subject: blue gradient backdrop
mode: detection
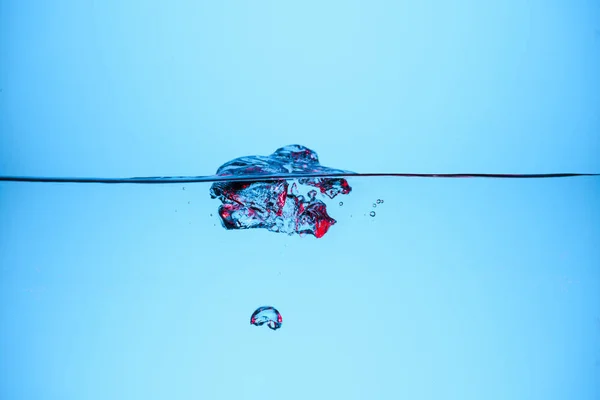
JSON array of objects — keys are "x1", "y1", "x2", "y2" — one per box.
[{"x1": 1, "y1": 1, "x2": 599, "y2": 399}]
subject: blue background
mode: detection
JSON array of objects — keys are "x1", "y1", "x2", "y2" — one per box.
[{"x1": 1, "y1": 1, "x2": 599, "y2": 399}]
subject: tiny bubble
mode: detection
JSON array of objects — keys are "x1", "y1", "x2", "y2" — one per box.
[
  {"x1": 376, "y1": 199, "x2": 382, "y2": 204},
  {"x1": 370, "y1": 211, "x2": 376, "y2": 217},
  {"x1": 339, "y1": 201, "x2": 343, "y2": 206},
  {"x1": 210, "y1": 213, "x2": 213, "y2": 217},
  {"x1": 182, "y1": 187, "x2": 186, "y2": 190},
  {"x1": 373, "y1": 203, "x2": 377, "y2": 208},
  {"x1": 188, "y1": 201, "x2": 190, "y2": 204},
  {"x1": 380, "y1": 199, "x2": 384, "y2": 204}
]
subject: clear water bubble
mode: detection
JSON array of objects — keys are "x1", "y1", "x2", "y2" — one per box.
[
  {"x1": 251, "y1": 306, "x2": 282, "y2": 331},
  {"x1": 339, "y1": 201, "x2": 343, "y2": 206},
  {"x1": 370, "y1": 211, "x2": 376, "y2": 217},
  {"x1": 376, "y1": 199, "x2": 382, "y2": 204},
  {"x1": 209, "y1": 145, "x2": 354, "y2": 239},
  {"x1": 372, "y1": 203, "x2": 377, "y2": 208}
]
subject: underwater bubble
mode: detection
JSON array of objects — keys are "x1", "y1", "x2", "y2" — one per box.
[
  {"x1": 372, "y1": 203, "x2": 377, "y2": 208},
  {"x1": 210, "y1": 145, "x2": 353, "y2": 239},
  {"x1": 250, "y1": 306, "x2": 282, "y2": 331},
  {"x1": 370, "y1": 211, "x2": 376, "y2": 217},
  {"x1": 339, "y1": 201, "x2": 343, "y2": 206}
]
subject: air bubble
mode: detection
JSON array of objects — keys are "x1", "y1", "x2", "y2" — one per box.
[
  {"x1": 209, "y1": 145, "x2": 353, "y2": 238},
  {"x1": 372, "y1": 203, "x2": 377, "y2": 208},
  {"x1": 339, "y1": 201, "x2": 343, "y2": 206},
  {"x1": 250, "y1": 306, "x2": 282, "y2": 331},
  {"x1": 370, "y1": 211, "x2": 376, "y2": 217}
]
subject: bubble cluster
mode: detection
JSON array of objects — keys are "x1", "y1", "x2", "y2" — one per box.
[{"x1": 210, "y1": 145, "x2": 353, "y2": 238}]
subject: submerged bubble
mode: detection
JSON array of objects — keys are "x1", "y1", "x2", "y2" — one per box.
[
  {"x1": 210, "y1": 145, "x2": 353, "y2": 238},
  {"x1": 370, "y1": 211, "x2": 376, "y2": 217},
  {"x1": 377, "y1": 199, "x2": 384, "y2": 204},
  {"x1": 372, "y1": 203, "x2": 377, "y2": 208},
  {"x1": 250, "y1": 306, "x2": 282, "y2": 331},
  {"x1": 339, "y1": 201, "x2": 343, "y2": 206}
]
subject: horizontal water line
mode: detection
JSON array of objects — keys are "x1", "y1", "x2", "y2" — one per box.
[{"x1": 0, "y1": 172, "x2": 598, "y2": 184}]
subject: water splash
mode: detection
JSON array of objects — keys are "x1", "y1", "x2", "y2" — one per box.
[{"x1": 210, "y1": 145, "x2": 352, "y2": 238}]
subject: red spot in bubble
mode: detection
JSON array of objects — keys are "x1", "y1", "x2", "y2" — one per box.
[
  {"x1": 277, "y1": 190, "x2": 287, "y2": 216},
  {"x1": 315, "y1": 218, "x2": 333, "y2": 238}
]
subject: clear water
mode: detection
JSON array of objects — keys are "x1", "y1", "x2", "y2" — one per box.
[
  {"x1": 2, "y1": 176, "x2": 598, "y2": 399},
  {"x1": 2, "y1": 1, "x2": 599, "y2": 399}
]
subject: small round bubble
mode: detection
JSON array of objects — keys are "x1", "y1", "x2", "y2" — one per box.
[
  {"x1": 377, "y1": 199, "x2": 382, "y2": 204},
  {"x1": 250, "y1": 306, "x2": 282, "y2": 331},
  {"x1": 370, "y1": 211, "x2": 376, "y2": 217},
  {"x1": 372, "y1": 203, "x2": 377, "y2": 208},
  {"x1": 339, "y1": 201, "x2": 343, "y2": 206}
]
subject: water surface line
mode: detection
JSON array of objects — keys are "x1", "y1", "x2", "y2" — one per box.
[{"x1": 0, "y1": 172, "x2": 598, "y2": 184}]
